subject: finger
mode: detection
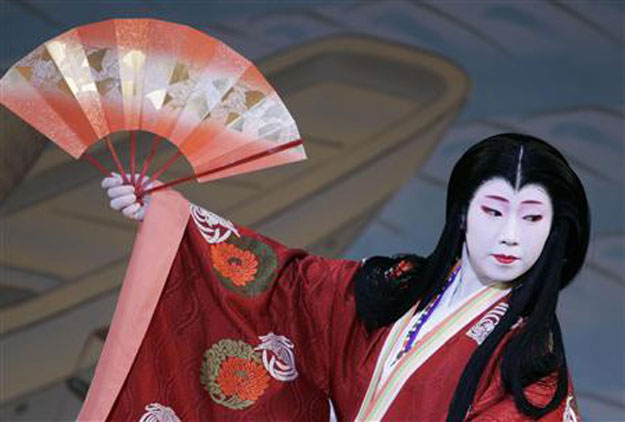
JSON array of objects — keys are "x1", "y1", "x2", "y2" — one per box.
[
  {"x1": 132, "y1": 207, "x2": 146, "y2": 221},
  {"x1": 121, "y1": 173, "x2": 148, "y2": 182},
  {"x1": 122, "y1": 203, "x2": 141, "y2": 218},
  {"x1": 137, "y1": 176, "x2": 155, "y2": 188},
  {"x1": 107, "y1": 185, "x2": 135, "y2": 199},
  {"x1": 110, "y1": 194, "x2": 137, "y2": 210},
  {"x1": 101, "y1": 175, "x2": 124, "y2": 189}
]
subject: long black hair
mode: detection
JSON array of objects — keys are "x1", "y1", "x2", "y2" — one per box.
[{"x1": 354, "y1": 133, "x2": 590, "y2": 420}]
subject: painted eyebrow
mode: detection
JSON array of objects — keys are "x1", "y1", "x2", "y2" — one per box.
[{"x1": 484, "y1": 195, "x2": 544, "y2": 205}]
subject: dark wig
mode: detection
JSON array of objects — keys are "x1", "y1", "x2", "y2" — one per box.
[{"x1": 354, "y1": 133, "x2": 590, "y2": 420}]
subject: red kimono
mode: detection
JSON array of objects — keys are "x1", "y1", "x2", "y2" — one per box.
[{"x1": 78, "y1": 190, "x2": 581, "y2": 421}]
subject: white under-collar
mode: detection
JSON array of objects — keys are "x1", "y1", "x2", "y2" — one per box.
[{"x1": 379, "y1": 266, "x2": 511, "y2": 385}]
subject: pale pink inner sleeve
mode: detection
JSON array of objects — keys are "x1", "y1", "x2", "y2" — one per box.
[{"x1": 77, "y1": 189, "x2": 190, "y2": 422}]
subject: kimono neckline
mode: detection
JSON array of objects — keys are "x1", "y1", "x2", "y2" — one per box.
[{"x1": 355, "y1": 267, "x2": 511, "y2": 421}]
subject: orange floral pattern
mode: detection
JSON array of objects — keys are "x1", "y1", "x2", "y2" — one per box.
[
  {"x1": 201, "y1": 339, "x2": 272, "y2": 410},
  {"x1": 210, "y1": 243, "x2": 259, "y2": 287},
  {"x1": 209, "y1": 233, "x2": 278, "y2": 297},
  {"x1": 215, "y1": 356, "x2": 270, "y2": 402}
]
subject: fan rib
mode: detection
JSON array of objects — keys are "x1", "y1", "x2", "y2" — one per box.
[
  {"x1": 130, "y1": 131, "x2": 136, "y2": 185},
  {"x1": 139, "y1": 133, "x2": 161, "y2": 186},
  {"x1": 105, "y1": 136, "x2": 129, "y2": 184},
  {"x1": 81, "y1": 152, "x2": 110, "y2": 176},
  {"x1": 149, "y1": 150, "x2": 182, "y2": 185},
  {"x1": 142, "y1": 139, "x2": 303, "y2": 197}
]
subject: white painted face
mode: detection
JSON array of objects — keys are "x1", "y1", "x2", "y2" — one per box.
[{"x1": 464, "y1": 177, "x2": 554, "y2": 283}]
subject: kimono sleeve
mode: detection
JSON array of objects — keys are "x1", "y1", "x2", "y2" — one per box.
[
  {"x1": 468, "y1": 369, "x2": 582, "y2": 421},
  {"x1": 185, "y1": 204, "x2": 363, "y2": 411},
  {"x1": 102, "y1": 200, "x2": 364, "y2": 421}
]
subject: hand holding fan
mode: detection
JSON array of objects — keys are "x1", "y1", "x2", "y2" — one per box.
[{"x1": 0, "y1": 18, "x2": 306, "y2": 203}]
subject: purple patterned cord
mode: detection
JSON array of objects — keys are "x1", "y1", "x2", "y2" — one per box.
[{"x1": 395, "y1": 263, "x2": 461, "y2": 361}]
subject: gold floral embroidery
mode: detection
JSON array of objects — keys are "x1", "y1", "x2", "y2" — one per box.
[{"x1": 201, "y1": 339, "x2": 270, "y2": 410}]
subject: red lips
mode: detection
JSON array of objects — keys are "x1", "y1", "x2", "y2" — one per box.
[{"x1": 493, "y1": 254, "x2": 519, "y2": 264}]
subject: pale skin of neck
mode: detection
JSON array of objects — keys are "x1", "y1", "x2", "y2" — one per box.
[{"x1": 447, "y1": 241, "x2": 497, "y2": 308}]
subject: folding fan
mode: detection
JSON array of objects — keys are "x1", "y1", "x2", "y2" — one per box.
[{"x1": 0, "y1": 18, "x2": 306, "y2": 199}]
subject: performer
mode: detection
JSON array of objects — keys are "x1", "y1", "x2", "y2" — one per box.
[{"x1": 82, "y1": 133, "x2": 588, "y2": 421}]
